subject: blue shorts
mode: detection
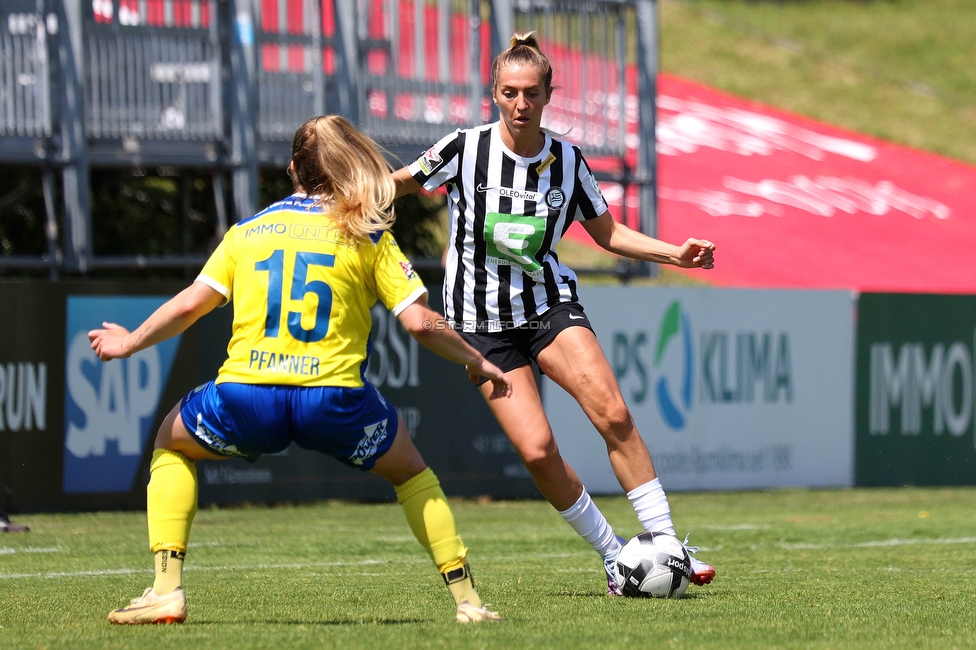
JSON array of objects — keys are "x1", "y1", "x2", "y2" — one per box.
[{"x1": 179, "y1": 381, "x2": 399, "y2": 471}]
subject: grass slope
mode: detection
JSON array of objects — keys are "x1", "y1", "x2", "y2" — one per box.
[
  {"x1": 660, "y1": 0, "x2": 976, "y2": 166},
  {"x1": 2, "y1": 488, "x2": 975, "y2": 649},
  {"x1": 563, "y1": 0, "x2": 976, "y2": 278}
]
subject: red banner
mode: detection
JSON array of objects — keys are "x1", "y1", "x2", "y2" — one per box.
[{"x1": 570, "y1": 74, "x2": 976, "y2": 293}]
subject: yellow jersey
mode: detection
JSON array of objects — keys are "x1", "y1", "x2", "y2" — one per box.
[{"x1": 196, "y1": 195, "x2": 427, "y2": 388}]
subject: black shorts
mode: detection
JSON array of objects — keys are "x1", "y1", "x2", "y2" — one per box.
[{"x1": 458, "y1": 303, "x2": 594, "y2": 383}]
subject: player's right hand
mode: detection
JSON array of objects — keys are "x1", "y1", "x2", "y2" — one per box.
[
  {"x1": 88, "y1": 322, "x2": 133, "y2": 361},
  {"x1": 465, "y1": 359, "x2": 513, "y2": 399}
]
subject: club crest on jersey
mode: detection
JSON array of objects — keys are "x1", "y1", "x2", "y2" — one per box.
[
  {"x1": 417, "y1": 147, "x2": 443, "y2": 175},
  {"x1": 399, "y1": 260, "x2": 418, "y2": 280},
  {"x1": 545, "y1": 187, "x2": 566, "y2": 210}
]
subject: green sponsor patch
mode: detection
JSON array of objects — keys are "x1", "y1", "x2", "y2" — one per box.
[{"x1": 484, "y1": 212, "x2": 546, "y2": 279}]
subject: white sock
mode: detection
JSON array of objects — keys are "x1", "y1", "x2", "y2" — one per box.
[
  {"x1": 627, "y1": 478, "x2": 676, "y2": 536},
  {"x1": 557, "y1": 489, "x2": 621, "y2": 561}
]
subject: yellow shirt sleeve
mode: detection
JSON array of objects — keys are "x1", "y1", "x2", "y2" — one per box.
[
  {"x1": 372, "y1": 231, "x2": 427, "y2": 315},
  {"x1": 196, "y1": 229, "x2": 237, "y2": 303}
]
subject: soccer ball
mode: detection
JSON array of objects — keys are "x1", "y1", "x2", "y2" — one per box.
[{"x1": 614, "y1": 531, "x2": 692, "y2": 599}]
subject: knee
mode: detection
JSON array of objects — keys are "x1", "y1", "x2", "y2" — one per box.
[
  {"x1": 397, "y1": 459, "x2": 431, "y2": 486},
  {"x1": 592, "y1": 398, "x2": 635, "y2": 440},
  {"x1": 519, "y1": 439, "x2": 560, "y2": 473}
]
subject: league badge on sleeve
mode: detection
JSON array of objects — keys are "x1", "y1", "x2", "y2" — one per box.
[
  {"x1": 417, "y1": 147, "x2": 443, "y2": 175},
  {"x1": 400, "y1": 260, "x2": 419, "y2": 280}
]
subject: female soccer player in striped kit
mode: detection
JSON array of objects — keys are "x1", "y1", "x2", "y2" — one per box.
[
  {"x1": 393, "y1": 33, "x2": 717, "y2": 595},
  {"x1": 90, "y1": 115, "x2": 509, "y2": 625}
]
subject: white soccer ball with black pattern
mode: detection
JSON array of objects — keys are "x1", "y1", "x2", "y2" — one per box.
[{"x1": 614, "y1": 531, "x2": 692, "y2": 599}]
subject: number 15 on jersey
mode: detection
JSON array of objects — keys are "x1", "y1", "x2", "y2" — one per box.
[{"x1": 254, "y1": 249, "x2": 336, "y2": 343}]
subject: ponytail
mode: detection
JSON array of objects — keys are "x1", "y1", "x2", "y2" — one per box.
[{"x1": 290, "y1": 115, "x2": 395, "y2": 241}]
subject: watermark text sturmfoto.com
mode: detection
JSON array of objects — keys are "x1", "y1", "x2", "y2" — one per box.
[{"x1": 421, "y1": 320, "x2": 552, "y2": 332}]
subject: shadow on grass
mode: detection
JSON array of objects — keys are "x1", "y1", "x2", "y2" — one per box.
[
  {"x1": 189, "y1": 617, "x2": 431, "y2": 626},
  {"x1": 561, "y1": 591, "x2": 704, "y2": 600}
]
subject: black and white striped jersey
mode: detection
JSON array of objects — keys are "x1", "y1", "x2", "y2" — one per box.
[{"x1": 408, "y1": 122, "x2": 608, "y2": 332}]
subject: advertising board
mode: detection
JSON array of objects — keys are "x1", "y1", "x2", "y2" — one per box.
[
  {"x1": 543, "y1": 287, "x2": 855, "y2": 492},
  {"x1": 1, "y1": 282, "x2": 530, "y2": 513},
  {"x1": 856, "y1": 293, "x2": 976, "y2": 486}
]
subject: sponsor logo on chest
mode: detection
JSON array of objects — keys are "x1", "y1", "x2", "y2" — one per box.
[{"x1": 477, "y1": 184, "x2": 544, "y2": 203}]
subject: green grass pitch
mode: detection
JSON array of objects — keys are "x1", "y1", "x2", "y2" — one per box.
[{"x1": 2, "y1": 487, "x2": 975, "y2": 649}]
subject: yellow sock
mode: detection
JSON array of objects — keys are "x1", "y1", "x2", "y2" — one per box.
[
  {"x1": 147, "y1": 449, "x2": 197, "y2": 595},
  {"x1": 394, "y1": 468, "x2": 481, "y2": 607},
  {"x1": 153, "y1": 550, "x2": 185, "y2": 595},
  {"x1": 441, "y1": 562, "x2": 481, "y2": 608}
]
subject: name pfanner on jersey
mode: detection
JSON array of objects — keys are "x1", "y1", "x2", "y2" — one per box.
[{"x1": 248, "y1": 350, "x2": 322, "y2": 376}]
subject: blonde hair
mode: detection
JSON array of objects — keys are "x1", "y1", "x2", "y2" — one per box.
[
  {"x1": 290, "y1": 115, "x2": 395, "y2": 241},
  {"x1": 490, "y1": 31, "x2": 554, "y2": 96}
]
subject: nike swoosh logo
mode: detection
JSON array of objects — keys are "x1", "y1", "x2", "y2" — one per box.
[
  {"x1": 568, "y1": 314, "x2": 585, "y2": 320},
  {"x1": 117, "y1": 605, "x2": 152, "y2": 612},
  {"x1": 476, "y1": 183, "x2": 492, "y2": 193}
]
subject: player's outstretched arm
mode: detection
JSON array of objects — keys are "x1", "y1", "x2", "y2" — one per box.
[
  {"x1": 88, "y1": 282, "x2": 226, "y2": 361},
  {"x1": 397, "y1": 298, "x2": 512, "y2": 400},
  {"x1": 392, "y1": 166, "x2": 423, "y2": 199},
  {"x1": 582, "y1": 212, "x2": 715, "y2": 269}
]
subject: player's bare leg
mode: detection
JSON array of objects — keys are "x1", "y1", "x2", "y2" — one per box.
[
  {"x1": 535, "y1": 327, "x2": 657, "y2": 491},
  {"x1": 537, "y1": 326, "x2": 715, "y2": 586},
  {"x1": 478, "y1": 366, "x2": 625, "y2": 594},
  {"x1": 477, "y1": 365, "x2": 584, "y2": 509},
  {"x1": 372, "y1": 417, "x2": 501, "y2": 622}
]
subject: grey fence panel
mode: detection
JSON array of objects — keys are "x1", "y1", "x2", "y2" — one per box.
[
  {"x1": 0, "y1": 0, "x2": 654, "y2": 273},
  {"x1": 84, "y1": 2, "x2": 222, "y2": 142},
  {"x1": 255, "y1": 0, "x2": 331, "y2": 142},
  {"x1": 358, "y1": 0, "x2": 489, "y2": 147},
  {"x1": 357, "y1": 0, "x2": 635, "y2": 159},
  {"x1": 0, "y1": 4, "x2": 53, "y2": 138}
]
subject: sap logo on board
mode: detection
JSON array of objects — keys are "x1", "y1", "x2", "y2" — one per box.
[
  {"x1": 868, "y1": 340, "x2": 973, "y2": 442},
  {"x1": 613, "y1": 301, "x2": 794, "y2": 431},
  {"x1": 0, "y1": 362, "x2": 47, "y2": 432},
  {"x1": 63, "y1": 297, "x2": 181, "y2": 494}
]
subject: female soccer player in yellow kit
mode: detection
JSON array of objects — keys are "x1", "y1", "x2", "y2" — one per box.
[{"x1": 90, "y1": 115, "x2": 510, "y2": 625}]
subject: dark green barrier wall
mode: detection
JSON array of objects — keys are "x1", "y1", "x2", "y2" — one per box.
[
  {"x1": 856, "y1": 293, "x2": 976, "y2": 486},
  {"x1": 1, "y1": 281, "x2": 534, "y2": 513}
]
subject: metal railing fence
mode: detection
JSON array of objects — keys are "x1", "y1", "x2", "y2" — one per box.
[
  {"x1": 358, "y1": 0, "x2": 487, "y2": 147},
  {"x1": 85, "y1": 18, "x2": 223, "y2": 142},
  {"x1": 0, "y1": 7, "x2": 53, "y2": 140},
  {"x1": 0, "y1": 0, "x2": 658, "y2": 275}
]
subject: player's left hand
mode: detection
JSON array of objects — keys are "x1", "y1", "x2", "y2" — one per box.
[
  {"x1": 89, "y1": 322, "x2": 133, "y2": 361},
  {"x1": 675, "y1": 238, "x2": 716, "y2": 270}
]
